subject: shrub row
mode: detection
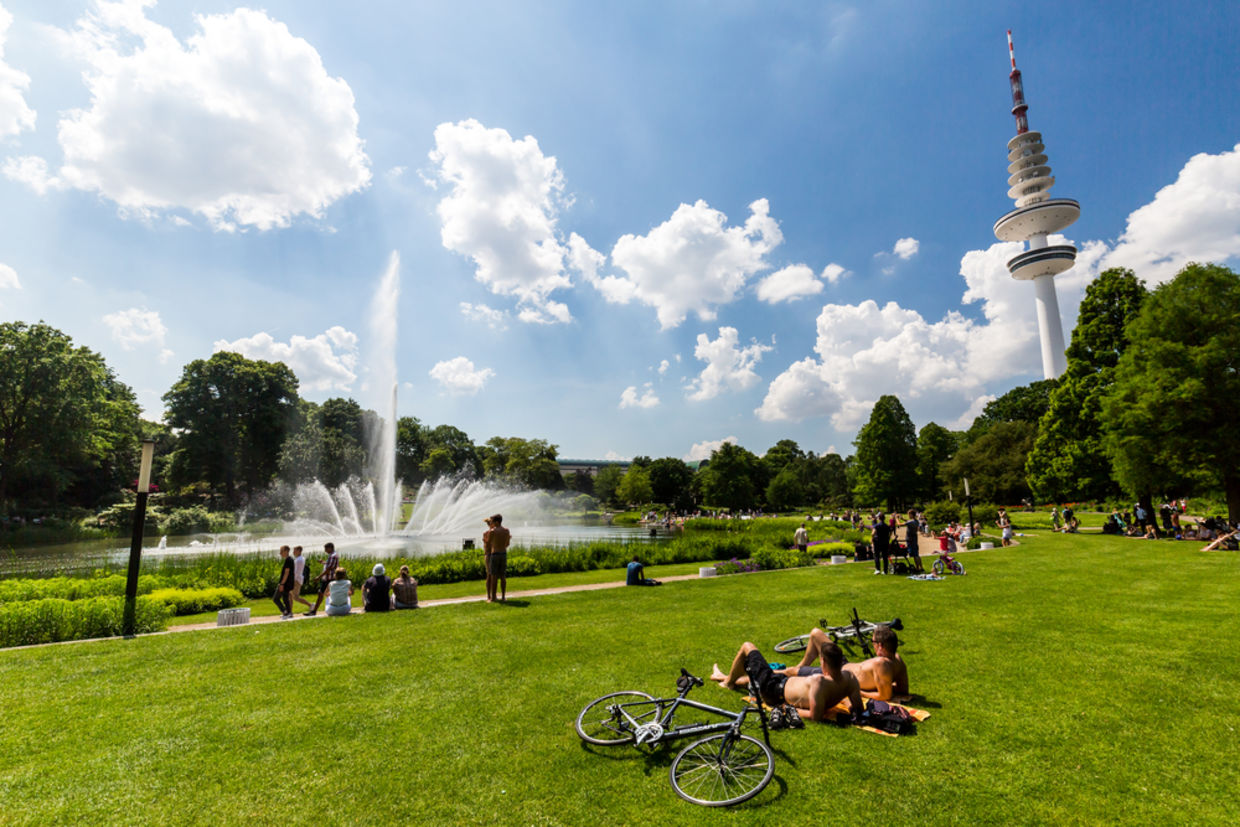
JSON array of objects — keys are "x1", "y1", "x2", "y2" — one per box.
[
  {"x1": 0, "y1": 574, "x2": 164, "y2": 604},
  {"x1": 0, "y1": 596, "x2": 171, "y2": 648},
  {"x1": 146, "y1": 588, "x2": 245, "y2": 616}
]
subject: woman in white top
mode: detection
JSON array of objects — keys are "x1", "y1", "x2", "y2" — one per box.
[{"x1": 325, "y1": 568, "x2": 354, "y2": 616}]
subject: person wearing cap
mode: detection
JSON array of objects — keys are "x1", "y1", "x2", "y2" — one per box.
[
  {"x1": 483, "y1": 513, "x2": 512, "y2": 603},
  {"x1": 362, "y1": 563, "x2": 392, "y2": 612}
]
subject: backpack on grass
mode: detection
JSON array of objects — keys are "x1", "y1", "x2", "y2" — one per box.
[{"x1": 862, "y1": 700, "x2": 915, "y2": 734}]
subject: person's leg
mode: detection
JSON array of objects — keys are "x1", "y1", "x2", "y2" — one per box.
[
  {"x1": 498, "y1": 555, "x2": 507, "y2": 602},
  {"x1": 710, "y1": 641, "x2": 758, "y2": 688},
  {"x1": 793, "y1": 629, "x2": 830, "y2": 669},
  {"x1": 307, "y1": 581, "x2": 325, "y2": 614},
  {"x1": 484, "y1": 555, "x2": 495, "y2": 602},
  {"x1": 292, "y1": 582, "x2": 312, "y2": 609},
  {"x1": 273, "y1": 586, "x2": 286, "y2": 614}
]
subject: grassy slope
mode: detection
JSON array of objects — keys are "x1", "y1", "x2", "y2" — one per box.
[{"x1": 1, "y1": 533, "x2": 1238, "y2": 825}]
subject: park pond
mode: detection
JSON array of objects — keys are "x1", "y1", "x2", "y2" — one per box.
[{"x1": 0, "y1": 522, "x2": 670, "y2": 576}]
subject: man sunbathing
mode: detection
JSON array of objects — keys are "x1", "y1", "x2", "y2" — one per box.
[
  {"x1": 746, "y1": 624, "x2": 908, "y2": 701},
  {"x1": 710, "y1": 637, "x2": 862, "y2": 722}
]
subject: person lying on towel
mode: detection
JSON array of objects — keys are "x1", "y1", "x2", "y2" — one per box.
[
  {"x1": 710, "y1": 638, "x2": 862, "y2": 722},
  {"x1": 725, "y1": 625, "x2": 908, "y2": 702}
]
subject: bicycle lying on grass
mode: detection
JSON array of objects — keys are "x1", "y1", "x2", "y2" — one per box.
[
  {"x1": 773, "y1": 607, "x2": 903, "y2": 657},
  {"x1": 575, "y1": 668, "x2": 776, "y2": 806}
]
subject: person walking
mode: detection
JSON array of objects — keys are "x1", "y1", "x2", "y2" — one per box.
[
  {"x1": 304, "y1": 541, "x2": 340, "y2": 616},
  {"x1": 793, "y1": 522, "x2": 809, "y2": 553},
  {"x1": 273, "y1": 545, "x2": 294, "y2": 618},
  {"x1": 290, "y1": 545, "x2": 313, "y2": 612},
  {"x1": 483, "y1": 514, "x2": 512, "y2": 603}
]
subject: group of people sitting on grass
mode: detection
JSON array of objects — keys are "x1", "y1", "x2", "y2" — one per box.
[
  {"x1": 271, "y1": 542, "x2": 420, "y2": 619},
  {"x1": 709, "y1": 624, "x2": 908, "y2": 724}
]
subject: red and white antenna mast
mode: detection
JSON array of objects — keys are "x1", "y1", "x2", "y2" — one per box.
[{"x1": 1008, "y1": 29, "x2": 1029, "y2": 134}]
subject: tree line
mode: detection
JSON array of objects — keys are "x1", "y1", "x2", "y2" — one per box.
[{"x1": 2, "y1": 262, "x2": 1237, "y2": 521}]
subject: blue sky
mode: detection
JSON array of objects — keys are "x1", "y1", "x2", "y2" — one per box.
[{"x1": 1, "y1": 0, "x2": 1237, "y2": 463}]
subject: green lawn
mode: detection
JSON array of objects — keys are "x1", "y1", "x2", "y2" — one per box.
[{"x1": 1, "y1": 533, "x2": 1238, "y2": 825}]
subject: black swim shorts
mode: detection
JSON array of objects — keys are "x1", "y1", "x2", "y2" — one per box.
[{"x1": 745, "y1": 649, "x2": 787, "y2": 707}]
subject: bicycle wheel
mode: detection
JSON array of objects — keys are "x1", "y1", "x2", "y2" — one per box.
[
  {"x1": 932, "y1": 558, "x2": 944, "y2": 576},
  {"x1": 773, "y1": 634, "x2": 809, "y2": 654},
  {"x1": 951, "y1": 559, "x2": 966, "y2": 576},
  {"x1": 575, "y1": 691, "x2": 655, "y2": 746},
  {"x1": 670, "y1": 732, "x2": 774, "y2": 807}
]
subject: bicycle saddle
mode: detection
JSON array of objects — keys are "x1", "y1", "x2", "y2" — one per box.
[
  {"x1": 677, "y1": 668, "x2": 703, "y2": 692},
  {"x1": 890, "y1": 618, "x2": 903, "y2": 631}
]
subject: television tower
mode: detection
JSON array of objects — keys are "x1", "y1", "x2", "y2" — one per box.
[{"x1": 992, "y1": 30, "x2": 1078, "y2": 379}]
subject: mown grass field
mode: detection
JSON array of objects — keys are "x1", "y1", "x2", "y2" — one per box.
[{"x1": 1, "y1": 530, "x2": 1237, "y2": 825}]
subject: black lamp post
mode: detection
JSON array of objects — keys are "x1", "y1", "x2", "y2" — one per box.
[{"x1": 122, "y1": 439, "x2": 155, "y2": 638}]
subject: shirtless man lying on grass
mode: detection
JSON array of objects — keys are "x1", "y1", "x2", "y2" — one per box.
[
  {"x1": 710, "y1": 638, "x2": 862, "y2": 723},
  {"x1": 720, "y1": 625, "x2": 909, "y2": 702}
]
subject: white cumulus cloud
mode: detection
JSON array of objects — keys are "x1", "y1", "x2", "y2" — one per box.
[
  {"x1": 103, "y1": 306, "x2": 172, "y2": 362},
  {"x1": 429, "y1": 119, "x2": 590, "y2": 324},
  {"x1": 619, "y1": 384, "x2": 660, "y2": 409},
  {"x1": 657, "y1": 359, "x2": 670, "y2": 375},
  {"x1": 687, "y1": 327, "x2": 773, "y2": 401},
  {"x1": 756, "y1": 263, "x2": 824, "y2": 303},
  {"x1": 892, "y1": 237, "x2": 920, "y2": 259},
  {"x1": 0, "y1": 261, "x2": 19, "y2": 289},
  {"x1": 429, "y1": 356, "x2": 494, "y2": 395},
  {"x1": 6, "y1": 3, "x2": 369, "y2": 230},
  {"x1": 459, "y1": 302, "x2": 508, "y2": 330},
  {"x1": 0, "y1": 5, "x2": 35, "y2": 139},
  {"x1": 1101, "y1": 143, "x2": 1240, "y2": 284},
  {"x1": 215, "y1": 326, "x2": 359, "y2": 392},
  {"x1": 605, "y1": 199, "x2": 782, "y2": 329},
  {"x1": 683, "y1": 436, "x2": 738, "y2": 463}
]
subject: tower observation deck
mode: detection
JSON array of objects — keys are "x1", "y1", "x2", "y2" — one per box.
[{"x1": 992, "y1": 31, "x2": 1078, "y2": 379}]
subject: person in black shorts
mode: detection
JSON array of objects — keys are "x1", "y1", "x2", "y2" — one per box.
[{"x1": 710, "y1": 641, "x2": 861, "y2": 722}]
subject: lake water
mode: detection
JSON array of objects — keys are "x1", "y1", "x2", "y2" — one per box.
[{"x1": 1, "y1": 523, "x2": 670, "y2": 576}]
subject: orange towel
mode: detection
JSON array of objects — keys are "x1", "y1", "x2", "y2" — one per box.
[{"x1": 743, "y1": 695, "x2": 930, "y2": 736}]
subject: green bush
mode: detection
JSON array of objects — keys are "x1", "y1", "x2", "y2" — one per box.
[
  {"x1": 0, "y1": 596, "x2": 171, "y2": 648},
  {"x1": 147, "y1": 587, "x2": 245, "y2": 616},
  {"x1": 91, "y1": 502, "x2": 165, "y2": 535},
  {"x1": 505, "y1": 556, "x2": 541, "y2": 577},
  {"x1": 0, "y1": 574, "x2": 166, "y2": 604},
  {"x1": 160, "y1": 506, "x2": 238, "y2": 535},
  {"x1": 751, "y1": 546, "x2": 815, "y2": 571},
  {"x1": 813, "y1": 542, "x2": 855, "y2": 558},
  {"x1": 924, "y1": 501, "x2": 962, "y2": 528}
]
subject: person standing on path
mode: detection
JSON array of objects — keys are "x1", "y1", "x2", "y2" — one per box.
[
  {"x1": 483, "y1": 514, "x2": 511, "y2": 603},
  {"x1": 794, "y1": 522, "x2": 809, "y2": 553},
  {"x1": 304, "y1": 541, "x2": 340, "y2": 616},
  {"x1": 904, "y1": 510, "x2": 923, "y2": 572},
  {"x1": 290, "y1": 546, "x2": 313, "y2": 612},
  {"x1": 872, "y1": 513, "x2": 891, "y2": 575},
  {"x1": 273, "y1": 545, "x2": 294, "y2": 618}
]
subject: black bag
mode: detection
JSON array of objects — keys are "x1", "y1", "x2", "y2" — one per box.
[{"x1": 862, "y1": 699, "x2": 914, "y2": 734}]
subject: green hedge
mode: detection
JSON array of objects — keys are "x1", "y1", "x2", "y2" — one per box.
[
  {"x1": 147, "y1": 587, "x2": 245, "y2": 616},
  {"x1": 0, "y1": 596, "x2": 171, "y2": 648},
  {"x1": 814, "y1": 542, "x2": 856, "y2": 557},
  {"x1": 0, "y1": 574, "x2": 165, "y2": 604}
]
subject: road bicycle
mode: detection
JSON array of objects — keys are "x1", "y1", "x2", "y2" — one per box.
[
  {"x1": 773, "y1": 608, "x2": 903, "y2": 657},
  {"x1": 575, "y1": 668, "x2": 776, "y2": 807}
]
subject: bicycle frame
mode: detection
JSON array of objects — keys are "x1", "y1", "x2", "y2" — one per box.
[{"x1": 604, "y1": 680, "x2": 771, "y2": 748}]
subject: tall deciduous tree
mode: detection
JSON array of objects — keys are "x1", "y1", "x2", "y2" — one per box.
[
  {"x1": 0, "y1": 321, "x2": 141, "y2": 507},
  {"x1": 944, "y1": 420, "x2": 1036, "y2": 504},
  {"x1": 1102, "y1": 263, "x2": 1240, "y2": 521},
  {"x1": 593, "y1": 465, "x2": 625, "y2": 507},
  {"x1": 852, "y1": 395, "x2": 917, "y2": 510},
  {"x1": 967, "y1": 379, "x2": 1058, "y2": 440},
  {"x1": 1026, "y1": 268, "x2": 1146, "y2": 502},
  {"x1": 646, "y1": 457, "x2": 694, "y2": 509},
  {"x1": 616, "y1": 466, "x2": 653, "y2": 505},
  {"x1": 915, "y1": 422, "x2": 959, "y2": 502},
  {"x1": 698, "y1": 442, "x2": 766, "y2": 511},
  {"x1": 480, "y1": 436, "x2": 562, "y2": 489},
  {"x1": 163, "y1": 351, "x2": 299, "y2": 506}
]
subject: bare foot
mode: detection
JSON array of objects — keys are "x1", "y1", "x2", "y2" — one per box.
[{"x1": 710, "y1": 663, "x2": 729, "y2": 686}]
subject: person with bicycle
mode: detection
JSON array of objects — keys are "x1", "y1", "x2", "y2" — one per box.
[{"x1": 709, "y1": 639, "x2": 862, "y2": 723}]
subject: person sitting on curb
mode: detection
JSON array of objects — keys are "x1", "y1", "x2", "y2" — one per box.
[
  {"x1": 391, "y1": 565, "x2": 418, "y2": 609},
  {"x1": 325, "y1": 568, "x2": 354, "y2": 616},
  {"x1": 709, "y1": 638, "x2": 863, "y2": 723},
  {"x1": 625, "y1": 556, "x2": 662, "y2": 586}
]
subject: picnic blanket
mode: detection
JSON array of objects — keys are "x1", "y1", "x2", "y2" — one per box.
[
  {"x1": 907, "y1": 573, "x2": 943, "y2": 581},
  {"x1": 743, "y1": 695, "x2": 930, "y2": 737}
]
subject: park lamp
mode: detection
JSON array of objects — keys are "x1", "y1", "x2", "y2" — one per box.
[{"x1": 122, "y1": 439, "x2": 156, "y2": 638}]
